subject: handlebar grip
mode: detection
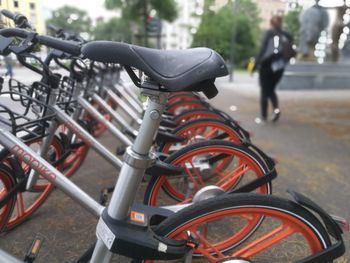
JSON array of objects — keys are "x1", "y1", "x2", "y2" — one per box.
[
  {"x1": 36, "y1": 35, "x2": 81, "y2": 56},
  {"x1": 0, "y1": 28, "x2": 30, "y2": 38},
  {"x1": 1, "y1": 9, "x2": 16, "y2": 20}
]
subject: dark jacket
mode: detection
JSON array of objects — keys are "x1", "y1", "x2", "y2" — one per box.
[{"x1": 255, "y1": 29, "x2": 293, "y2": 69}]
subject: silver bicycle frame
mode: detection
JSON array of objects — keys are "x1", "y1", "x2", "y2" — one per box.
[
  {"x1": 113, "y1": 81, "x2": 143, "y2": 114},
  {"x1": 105, "y1": 88, "x2": 142, "y2": 125},
  {"x1": 90, "y1": 88, "x2": 168, "y2": 263},
  {"x1": 118, "y1": 80, "x2": 144, "y2": 110},
  {"x1": 27, "y1": 100, "x2": 124, "y2": 189},
  {"x1": 54, "y1": 105, "x2": 123, "y2": 168},
  {"x1": 91, "y1": 93, "x2": 138, "y2": 137},
  {"x1": 0, "y1": 87, "x2": 193, "y2": 262},
  {"x1": 0, "y1": 249, "x2": 23, "y2": 263},
  {"x1": 27, "y1": 76, "x2": 140, "y2": 189},
  {"x1": 26, "y1": 87, "x2": 60, "y2": 190},
  {"x1": 77, "y1": 96, "x2": 133, "y2": 146},
  {"x1": 0, "y1": 128, "x2": 104, "y2": 217}
]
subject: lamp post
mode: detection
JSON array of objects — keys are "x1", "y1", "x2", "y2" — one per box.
[{"x1": 229, "y1": 0, "x2": 237, "y2": 82}]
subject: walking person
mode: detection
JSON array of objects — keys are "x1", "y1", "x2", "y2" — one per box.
[
  {"x1": 4, "y1": 55, "x2": 14, "y2": 78},
  {"x1": 254, "y1": 15, "x2": 295, "y2": 124}
]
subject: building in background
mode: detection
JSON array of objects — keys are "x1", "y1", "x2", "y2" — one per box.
[
  {"x1": 256, "y1": 0, "x2": 287, "y2": 29},
  {"x1": 162, "y1": 0, "x2": 204, "y2": 49},
  {"x1": 0, "y1": 0, "x2": 45, "y2": 34}
]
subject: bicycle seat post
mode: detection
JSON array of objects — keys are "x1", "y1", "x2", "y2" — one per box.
[{"x1": 91, "y1": 79, "x2": 168, "y2": 263}]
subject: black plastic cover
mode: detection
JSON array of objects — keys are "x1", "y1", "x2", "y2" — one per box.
[{"x1": 101, "y1": 210, "x2": 190, "y2": 260}]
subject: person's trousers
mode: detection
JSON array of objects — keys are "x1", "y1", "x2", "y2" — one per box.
[
  {"x1": 259, "y1": 66, "x2": 284, "y2": 120},
  {"x1": 5, "y1": 64, "x2": 13, "y2": 78}
]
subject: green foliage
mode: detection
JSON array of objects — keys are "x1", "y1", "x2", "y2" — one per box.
[
  {"x1": 104, "y1": 0, "x2": 178, "y2": 46},
  {"x1": 105, "y1": 0, "x2": 178, "y2": 22},
  {"x1": 284, "y1": 3, "x2": 302, "y2": 43},
  {"x1": 192, "y1": 0, "x2": 261, "y2": 64},
  {"x1": 93, "y1": 17, "x2": 133, "y2": 42},
  {"x1": 46, "y1": 5, "x2": 92, "y2": 34},
  {"x1": 150, "y1": 0, "x2": 178, "y2": 22}
]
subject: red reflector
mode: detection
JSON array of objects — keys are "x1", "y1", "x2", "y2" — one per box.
[{"x1": 331, "y1": 215, "x2": 349, "y2": 232}]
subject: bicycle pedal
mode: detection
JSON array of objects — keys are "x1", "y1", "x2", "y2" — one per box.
[{"x1": 24, "y1": 235, "x2": 44, "y2": 263}]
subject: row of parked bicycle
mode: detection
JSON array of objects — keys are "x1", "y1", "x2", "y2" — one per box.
[{"x1": 0, "y1": 9, "x2": 346, "y2": 263}]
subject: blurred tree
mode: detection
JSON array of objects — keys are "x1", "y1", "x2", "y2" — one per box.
[
  {"x1": 94, "y1": 17, "x2": 133, "y2": 42},
  {"x1": 46, "y1": 5, "x2": 92, "y2": 34},
  {"x1": 284, "y1": 3, "x2": 302, "y2": 44},
  {"x1": 192, "y1": 0, "x2": 260, "y2": 64},
  {"x1": 104, "y1": 0, "x2": 178, "y2": 46}
]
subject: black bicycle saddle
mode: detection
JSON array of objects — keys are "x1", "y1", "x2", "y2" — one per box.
[{"x1": 81, "y1": 41, "x2": 228, "y2": 97}]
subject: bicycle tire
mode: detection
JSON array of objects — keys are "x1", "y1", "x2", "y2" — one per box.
[
  {"x1": 174, "y1": 108, "x2": 226, "y2": 124},
  {"x1": 0, "y1": 164, "x2": 16, "y2": 232},
  {"x1": 151, "y1": 193, "x2": 332, "y2": 262},
  {"x1": 159, "y1": 118, "x2": 244, "y2": 153},
  {"x1": 167, "y1": 100, "x2": 207, "y2": 115},
  {"x1": 145, "y1": 140, "x2": 272, "y2": 206},
  {"x1": 168, "y1": 93, "x2": 202, "y2": 104}
]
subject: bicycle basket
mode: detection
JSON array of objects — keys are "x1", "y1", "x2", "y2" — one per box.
[
  {"x1": 57, "y1": 75, "x2": 77, "y2": 114},
  {"x1": 0, "y1": 78, "x2": 56, "y2": 140}
]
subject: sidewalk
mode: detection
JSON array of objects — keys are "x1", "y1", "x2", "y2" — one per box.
[
  {"x1": 216, "y1": 72, "x2": 350, "y2": 143},
  {"x1": 214, "y1": 73, "x2": 350, "y2": 261}
]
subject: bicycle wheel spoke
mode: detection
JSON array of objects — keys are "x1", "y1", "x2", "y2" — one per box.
[
  {"x1": 15, "y1": 193, "x2": 25, "y2": 219},
  {"x1": 191, "y1": 226, "x2": 226, "y2": 261},
  {"x1": 221, "y1": 165, "x2": 250, "y2": 190},
  {"x1": 189, "y1": 160, "x2": 205, "y2": 186},
  {"x1": 233, "y1": 223, "x2": 295, "y2": 258},
  {"x1": 204, "y1": 127, "x2": 219, "y2": 139},
  {"x1": 183, "y1": 162, "x2": 205, "y2": 192},
  {"x1": 0, "y1": 188, "x2": 6, "y2": 198},
  {"x1": 216, "y1": 163, "x2": 249, "y2": 190}
]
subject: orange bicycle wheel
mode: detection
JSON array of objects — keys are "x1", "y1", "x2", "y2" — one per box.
[
  {"x1": 146, "y1": 194, "x2": 331, "y2": 262},
  {"x1": 145, "y1": 140, "x2": 272, "y2": 206},
  {"x1": 5, "y1": 136, "x2": 64, "y2": 230},
  {"x1": 0, "y1": 164, "x2": 16, "y2": 232},
  {"x1": 159, "y1": 119, "x2": 244, "y2": 154}
]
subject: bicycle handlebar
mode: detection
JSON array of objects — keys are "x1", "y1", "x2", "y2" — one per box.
[
  {"x1": 1, "y1": 9, "x2": 15, "y2": 20},
  {"x1": 1, "y1": 9, "x2": 31, "y2": 29},
  {"x1": 0, "y1": 28, "x2": 29, "y2": 38},
  {"x1": 0, "y1": 28, "x2": 81, "y2": 56},
  {"x1": 37, "y1": 35, "x2": 81, "y2": 56}
]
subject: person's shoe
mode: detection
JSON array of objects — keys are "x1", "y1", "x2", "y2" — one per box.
[
  {"x1": 255, "y1": 117, "x2": 266, "y2": 125},
  {"x1": 271, "y1": 108, "x2": 281, "y2": 123}
]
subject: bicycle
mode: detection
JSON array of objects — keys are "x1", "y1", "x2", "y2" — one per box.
[
  {"x1": 0, "y1": 25, "x2": 345, "y2": 262},
  {"x1": 0, "y1": 22, "x2": 274, "y2": 232}
]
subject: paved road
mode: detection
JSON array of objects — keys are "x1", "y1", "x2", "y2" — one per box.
[
  {"x1": 214, "y1": 74, "x2": 350, "y2": 262},
  {"x1": 0, "y1": 71, "x2": 349, "y2": 262}
]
